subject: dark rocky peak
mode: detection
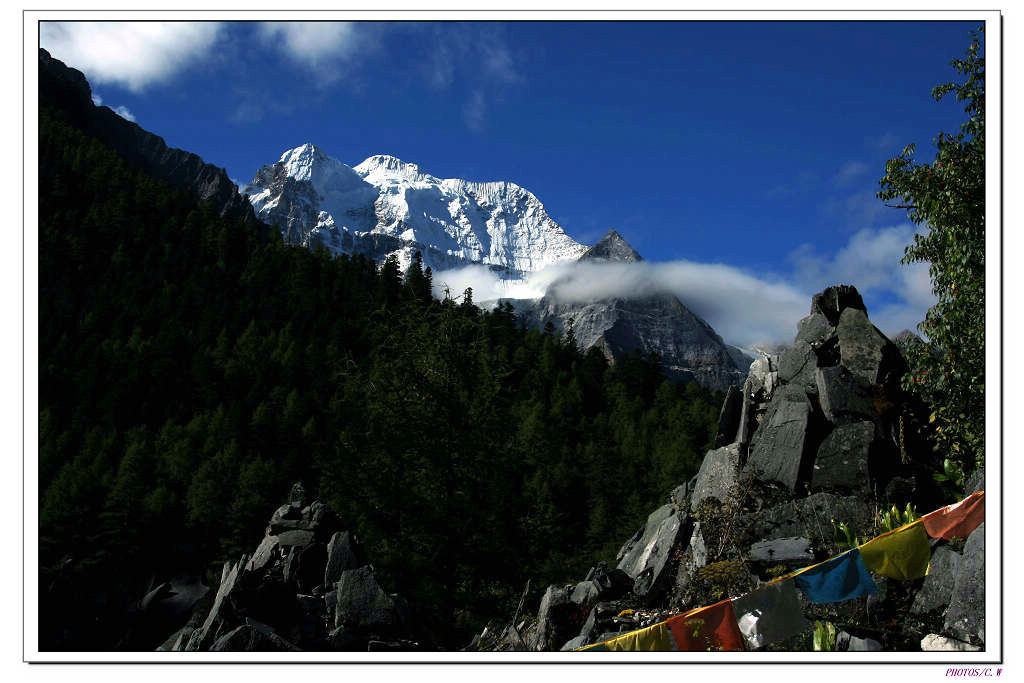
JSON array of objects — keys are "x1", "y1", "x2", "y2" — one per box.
[
  {"x1": 580, "y1": 229, "x2": 643, "y2": 263},
  {"x1": 38, "y1": 49, "x2": 257, "y2": 224},
  {"x1": 150, "y1": 484, "x2": 424, "y2": 652},
  {"x1": 809, "y1": 284, "x2": 866, "y2": 326}
]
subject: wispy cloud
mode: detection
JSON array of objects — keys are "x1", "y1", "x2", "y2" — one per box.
[
  {"x1": 463, "y1": 90, "x2": 486, "y2": 132},
  {"x1": 435, "y1": 222, "x2": 934, "y2": 347},
  {"x1": 834, "y1": 160, "x2": 870, "y2": 187},
  {"x1": 256, "y1": 22, "x2": 362, "y2": 77},
  {"x1": 787, "y1": 223, "x2": 935, "y2": 336},
  {"x1": 434, "y1": 260, "x2": 809, "y2": 348},
  {"x1": 869, "y1": 131, "x2": 902, "y2": 151},
  {"x1": 418, "y1": 23, "x2": 524, "y2": 131},
  {"x1": 112, "y1": 105, "x2": 136, "y2": 122},
  {"x1": 40, "y1": 22, "x2": 222, "y2": 92},
  {"x1": 761, "y1": 170, "x2": 819, "y2": 199}
]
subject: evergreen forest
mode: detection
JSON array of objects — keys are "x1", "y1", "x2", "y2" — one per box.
[{"x1": 38, "y1": 99, "x2": 724, "y2": 650}]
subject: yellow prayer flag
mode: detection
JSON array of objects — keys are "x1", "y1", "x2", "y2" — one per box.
[
  {"x1": 594, "y1": 621, "x2": 677, "y2": 651},
  {"x1": 858, "y1": 521, "x2": 931, "y2": 581}
]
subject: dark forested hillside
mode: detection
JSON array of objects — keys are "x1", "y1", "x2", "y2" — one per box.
[{"x1": 38, "y1": 82, "x2": 724, "y2": 650}]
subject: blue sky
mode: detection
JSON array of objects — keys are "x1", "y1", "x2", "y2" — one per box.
[{"x1": 39, "y1": 19, "x2": 983, "y2": 343}]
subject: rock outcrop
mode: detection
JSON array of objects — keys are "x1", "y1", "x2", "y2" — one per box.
[
  {"x1": 506, "y1": 230, "x2": 748, "y2": 392},
  {"x1": 157, "y1": 484, "x2": 422, "y2": 651},
  {"x1": 502, "y1": 285, "x2": 984, "y2": 653}
]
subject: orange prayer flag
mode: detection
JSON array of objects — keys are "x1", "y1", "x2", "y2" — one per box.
[
  {"x1": 666, "y1": 600, "x2": 745, "y2": 652},
  {"x1": 921, "y1": 491, "x2": 985, "y2": 541}
]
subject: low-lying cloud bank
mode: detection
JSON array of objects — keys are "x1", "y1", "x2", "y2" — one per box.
[{"x1": 432, "y1": 223, "x2": 936, "y2": 349}]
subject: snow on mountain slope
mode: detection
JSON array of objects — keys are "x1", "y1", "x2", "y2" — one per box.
[{"x1": 246, "y1": 144, "x2": 586, "y2": 276}]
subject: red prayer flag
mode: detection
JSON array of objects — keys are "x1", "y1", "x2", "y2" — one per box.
[
  {"x1": 921, "y1": 491, "x2": 985, "y2": 541},
  {"x1": 666, "y1": 600, "x2": 745, "y2": 651}
]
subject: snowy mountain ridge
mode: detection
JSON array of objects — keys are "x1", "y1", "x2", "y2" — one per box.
[{"x1": 246, "y1": 143, "x2": 587, "y2": 277}]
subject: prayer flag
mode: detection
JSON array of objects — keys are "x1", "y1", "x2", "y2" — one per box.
[
  {"x1": 858, "y1": 520, "x2": 931, "y2": 581},
  {"x1": 921, "y1": 491, "x2": 985, "y2": 541},
  {"x1": 793, "y1": 549, "x2": 877, "y2": 603},
  {"x1": 732, "y1": 578, "x2": 809, "y2": 649},
  {"x1": 579, "y1": 621, "x2": 676, "y2": 651},
  {"x1": 667, "y1": 600, "x2": 745, "y2": 651}
]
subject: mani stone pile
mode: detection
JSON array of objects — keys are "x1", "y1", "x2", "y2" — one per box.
[{"x1": 157, "y1": 483, "x2": 420, "y2": 652}]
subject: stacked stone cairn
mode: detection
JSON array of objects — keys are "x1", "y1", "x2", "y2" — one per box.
[
  {"x1": 506, "y1": 285, "x2": 985, "y2": 653},
  {"x1": 157, "y1": 482, "x2": 420, "y2": 651}
]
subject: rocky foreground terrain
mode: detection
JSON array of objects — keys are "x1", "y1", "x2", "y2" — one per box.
[{"x1": 133, "y1": 285, "x2": 983, "y2": 653}]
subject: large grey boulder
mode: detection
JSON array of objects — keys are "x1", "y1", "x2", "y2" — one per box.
[
  {"x1": 966, "y1": 466, "x2": 985, "y2": 495},
  {"x1": 795, "y1": 312, "x2": 836, "y2": 346},
  {"x1": 185, "y1": 554, "x2": 248, "y2": 651},
  {"x1": 777, "y1": 340, "x2": 819, "y2": 396},
  {"x1": 210, "y1": 621, "x2": 300, "y2": 652},
  {"x1": 247, "y1": 535, "x2": 280, "y2": 572},
  {"x1": 816, "y1": 365, "x2": 878, "y2": 425},
  {"x1": 690, "y1": 443, "x2": 741, "y2": 512},
  {"x1": 715, "y1": 385, "x2": 743, "y2": 447},
  {"x1": 738, "y1": 492, "x2": 874, "y2": 548},
  {"x1": 277, "y1": 529, "x2": 315, "y2": 548},
  {"x1": 910, "y1": 545, "x2": 961, "y2": 617},
  {"x1": 834, "y1": 630, "x2": 882, "y2": 651},
  {"x1": 921, "y1": 634, "x2": 982, "y2": 652},
  {"x1": 811, "y1": 421, "x2": 875, "y2": 493},
  {"x1": 836, "y1": 307, "x2": 903, "y2": 385},
  {"x1": 532, "y1": 585, "x2": 578, "y2": 651},
  {"x1": 333, "y1": 566, "x2": 406, "y2": 633},
  {"x1": 746, "y1": 385, "x2": 816, "y2": 492},
  {"x1": 944, "y1": 523, "x2": 985, "y2": 645},
  {"x1": 616, "y1": 504, "x2": 688, "y2": 601},
  {"x1": 570, "y1": 565, "x2": 631, "y2": 609},
  {"x1": 748, "y1": 537, "x2": 813, "y2": 565},
  {"x1": 325, "y1": 531, "x2": 368, "y2": 586}
]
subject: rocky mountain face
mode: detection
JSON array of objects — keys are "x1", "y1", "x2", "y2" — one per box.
[
  {"x1": 150, "y1": 483, "x2": 425, "y2": 652},
  {"x1": 38, "y1": 49, "x2": 256, "y2": 223},
  {"x1": 246, "y1": 146, "x2": 748, "y2": 391},
  {"x1": 245, "y1": 144, "x2": 587, "y2": 276},
  {"x1": 476, "y1": 285, "x2": 985, "y2": 653},
  {"x1": 507, "y1": 230, "x2": 748, "y2": 391}
]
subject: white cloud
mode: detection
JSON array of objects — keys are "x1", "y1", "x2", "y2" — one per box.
[
  {"x1": 436, "y1": 223, "x2": 936, "y2": 348},
  {"x1": 257, "y1": 22, "x2": 360, "y2": 69},
  {"x1": 870, "y1": 131, "x2": 902, "y2": 151},
  {"x1": 90, "y1": 93, "x2": 102, "y2": 106},
  {"x1": 112, "y1": 105, "x2": 136, "y2": 122},
  {"x1": 40, "y1": 22, "x2": 222, "y2": 92},
  {"x1": 463, "y1": 90, "x2": 486, "y2": 132},
  {"x1": 434, "y1": 260, "x2": 809, "y2": 348},
  {"x1": 835, "y1": 160, "x2": 870, "y2": 187}
]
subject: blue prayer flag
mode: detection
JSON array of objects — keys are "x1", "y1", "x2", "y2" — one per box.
[{"x1": 793, "y1": 549, "x2": 877, "y2": 603}]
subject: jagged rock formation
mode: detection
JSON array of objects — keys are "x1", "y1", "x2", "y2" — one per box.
[
  {"x1": 507, "y1": 230, "x2": 748, "y2": 391},
  {"x1": 155, "y1": 484, "x2": 422, "y2": 652},
  {"x1": 498, "y1": 285, "x2": 984, "y2": 653},
  {"x1": 38, "y1": 49, "x2": 256, "y2": 223}
]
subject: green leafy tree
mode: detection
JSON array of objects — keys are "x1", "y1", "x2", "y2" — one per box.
[{"x1": 877, "y1": 27, "x2": 985, "y2": 472}]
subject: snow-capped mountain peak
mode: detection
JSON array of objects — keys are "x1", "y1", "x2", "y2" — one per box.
[
  {"x1": 246, "y1": 144, "x2": 587, "y2": 276},
  {"x1": 353, "y1": 154, "x2": 430, "y2": 184}
]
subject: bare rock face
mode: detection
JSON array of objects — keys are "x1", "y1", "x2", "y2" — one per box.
[
  {"x1": 690, "y1": 443, "x2": 742, "y2": 512},
  {"x1": 944, "y1": 523, "x2": 985, "y2": 646},
  {"x1": 39, "y1": 49, "x2": 257, "y2": 223},
  {"x1": 616, "y1": 503, "x2": 689, "y2": 602},
  {"x1": 746, "y1": 385, "x2": 816, "y2": 493},
  {"x1": 579, "y1": 229, "x2": 643, "y2": 263}
]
